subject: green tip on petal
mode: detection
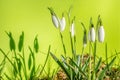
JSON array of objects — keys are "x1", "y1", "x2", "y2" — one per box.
[{"x1": 48, "y1": 7, "x2": 55, "y2": 15}]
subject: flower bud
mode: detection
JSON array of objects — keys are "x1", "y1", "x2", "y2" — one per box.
[
  {"x1": 98, "y1": 26, "x2": 105, "y2": 43},
  {"x1": 70, "y1": 22, "x2": 75, "y2": 37},
  {"x1": 88, "y1": 26, "x2": 95, "y2": 42},
  {"x1": 60, "y1": 16, "x2": 66, "y2": 32},
  {"x1": 48, "y1": 7, "x2": 59, "y2": 28},
  {"x1": 52, "y1": 15, "x2": 59, "y2": 28}
]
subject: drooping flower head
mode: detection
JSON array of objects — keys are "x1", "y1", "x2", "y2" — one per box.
[
  {"x1": 88, "y1": 18, "x2": 95, "y2": 42},
  {"x1": 98, "y1": 16, "x2": 105, "y2": 43},
  {"x1": 48, "y1": 7, "x2": 59, "y2": 28},
  {"x1": 60, "y1": 13, "x2": 66, "y2": 32},
  {"x1": 70, "y1": 17, "x2": 75, "y2": 37}
]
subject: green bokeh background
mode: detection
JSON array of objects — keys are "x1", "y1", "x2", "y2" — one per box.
[{"x1": 0, "y1": 0, "x2": 120, "y2": 67}]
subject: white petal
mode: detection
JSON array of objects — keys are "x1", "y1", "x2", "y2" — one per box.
[
  {"x1": 52, "y1": 15, "x2": 59, "y2": 28},
  {"x1": 70, "y1": 22, "x2": 75, "y2": 37},
  {"x1": 60, "y1": 17, "x2": 66, "y2": 32},
  {"x1": 88, "y1": 27, "x2": 95, "y2": 42},
  {"x1": 98, "y1": 26, "x2": 105, "y2": 43}
]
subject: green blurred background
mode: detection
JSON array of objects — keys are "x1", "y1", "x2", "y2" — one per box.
[{"x1": 0, "y1": 0, "x2": 120, "y2": 65}]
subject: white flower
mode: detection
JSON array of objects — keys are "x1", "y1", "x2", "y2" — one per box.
[
  {"x1": 88, "y1": 27, "x2": 95, "y2": 42},
  {"x1": 52, "y1": 15, "x2": 59, "y2": 28},
  {"x1": 70, "y1": 22, "x2": 75, "y2": 37},
  {"x1": 98, "y1": 26, "x2": 105, "y2": 43},
  {"x1": 60, "y1": 16, "x2": 66, "y2": 32}
]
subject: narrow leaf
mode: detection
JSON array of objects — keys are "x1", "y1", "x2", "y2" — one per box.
[
  {"x1": 6, "y1": 32, "x2": 16, "y2": 51},
  {"x1": 68, "y1": 58, "x2": 87, "y2": 77},
  {"x1": 98, "y1": 57, "x2": 116, "y2": 79},
  {"x1": 34, "y1": 35, "x2": 39, "y2": 53},
  {"x1": 18, "y1": 32, "x2": 24, "y2": 52},
  {"x1": 28, "y1": 54, "x2": 32, "y2": 70},
  {"x1": 95, "y1": 57, "x2": 102, "y2": 73},
  {"x1": 40, "y1": 45, "x2": 51, "y2": 75},
  {"x1": 50, "y1": 52, "x2": 70, "y2": 79}
]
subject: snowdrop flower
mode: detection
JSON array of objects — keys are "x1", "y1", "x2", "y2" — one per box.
[
  {"x1": 88, "y1": 25, "x2": 96, "y2": 42},
  {"x1": 52, "y1": 15, "x2": 59, "y2": 28},
  {"x1": 98, "y1": 25, "x2": 105, "y2": 43},
  {"x1": 48, "y1": 7, "x2": 59, "y2": 28},
  {"x1": 60, "y1": 14, "x2": 66, "y2": 32},
  {"x1": 70, "y1": 22, "x2": 75, "y2": 37}
]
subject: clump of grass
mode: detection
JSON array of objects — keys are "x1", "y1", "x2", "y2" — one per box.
[{"x1": 0, "y1": 32, "x2": 54, "y2": 80}]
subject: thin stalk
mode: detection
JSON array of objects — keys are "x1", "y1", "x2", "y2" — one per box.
[
  {"x1": 74, "y1": 35, "x2": 76, "y2": 56},
  {"x1": 14, "y1": 50, "x2": 22, "y2": 80},
  {"x1": 0, "y1": 49, "x2": 18, "y2": 75},
  {"x1": 22, "y1": 48, "x2": 27, "y2": 80},
  {"x1": 93, "y1": 40, "x2": 97, "y2": 80},
  {"x1": 89, "y1": 42, "x2": 92, "y2": 80},
  {"x1": 39, "y1": 45, "x2": 51, "y2": 76},
  {"x1": 105, "y1": 43, "x2": 109, "y2": 70},
  {"x1": 69, "y1": 32, "x2": 74, "y2": 59},
  {"x1": 59, "y1": 31, "x2": 66, "y2": 57},
  {"x1": 81, "y1": 47, "x2": 84, "y2": 67}
]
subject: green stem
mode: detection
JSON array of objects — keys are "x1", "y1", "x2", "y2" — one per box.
[
  {"x1": 89, "y1": 42, "x2": 92, "y2": 80},
  {"x1": 0, "y1": 49, "x2": 18, "y2": 75},
  {"x1": 59, "y1": 32, "x2": 66, "y2": 57},
  {"x1": 39, "y1": 45, "x2": 51, "y2": 76},
  {"x1": 22, "y1": 48, "x2": 27, "y2": 80},
  {"x1": 93, "y1": 40, "x2": 97, "y2": 80},
  {"x1": 81, "y1": 47, "x2": 84, "y2": 66},
  {"x1": 105, "y1": 43, "x2": 109, "y2": 70},
  {"x1": 69, "y1": 32, "x2": 74, "y2": 58},
  {"x1": 74, "y1": 35, "x2": 76, "y2": 55}
]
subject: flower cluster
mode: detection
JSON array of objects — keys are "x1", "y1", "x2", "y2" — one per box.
[
  {"x1": 88, "y1": 17, "x2": 105, "y2": 43},
  {"x1": 48, "y1": 7, "x2": 105, "y2": 47},
  {"x1": 48, "y1": 7, "x2": 66, "y2": 32}
]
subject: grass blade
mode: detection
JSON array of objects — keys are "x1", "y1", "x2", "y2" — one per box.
[
  {"x1": 98, "y1": 56, "x2": 116, "y2": 79},
  {"x1": 50, "y1": 52, "x2": 70, "y2": 79},
  {"x1": 95, "y1": 57, "x2": 102, "y2": 73},
  {"x1": 59, "y1": 32, "x2": 66, "y2": 57},
  {"x1": 28, "y1": 54, "x2": 32, "y2": 70},
  {"x1": 68, "y1": 58, "x2": 87, "y2": 77},
  {"x1": 4, "y1": 73, "x2": 12, "y2": 80},
  {"x1": 39, "y1": 45, "x2": 51, "y2": 75}
]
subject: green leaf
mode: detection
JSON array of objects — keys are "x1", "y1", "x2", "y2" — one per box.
[
  {"x1": 17, "y1": 59, "x2": 22, "y2": 73},
  {"x1": 34, "y1": 35, "x2": 39, "y2": 53},
  {"x1": 82, "y1": 56, "x2": 90, "y2": 72},
  {"x1": 30, "y1": 67, "x2": 35, "y2": 80},
  {"x1": 28, "y1": 54, "x2": 32, "y2": 70},
  {"x1": 13, "y1": 61, "x2": 18, "y2": 77},
  {"x1": 18, "y1": 32, "x2": 24, "y2": 52},
  {"x1": 95, "y1": 57, "x2": 102, "y2": 73},
  {"x1": 6, "y1": 31, "x2": 16, "y2": 51},
  {"x1": 98, "y1": 57, "x2": 116, "y2": 79},
  {"x1": 68, "y1": 58, "x2": 87, "y2": 77},
  {"x1": 4, "y1": 73, "x2": 12, "y2": 80},
  {"x1": 50, "y1": 52, "x2": 70, "y2": 79},
  {"x1": 40, "y1": 45, "x2": 51, "y2": 75},
  {"x1": 0, "y1": 56, "x2": 6, "y2": 75},
  {"x1": 29, "y1": 47, "x2": 35, "y2": 74}
]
